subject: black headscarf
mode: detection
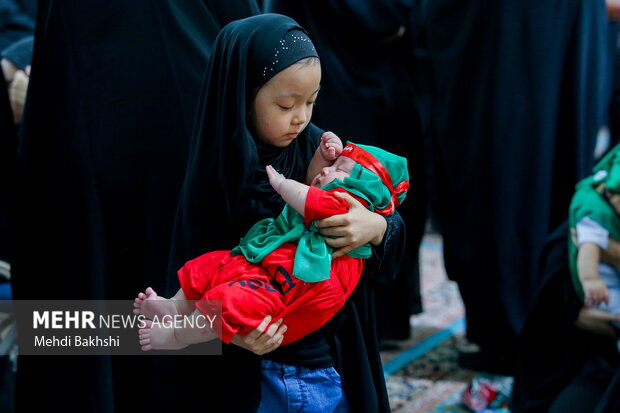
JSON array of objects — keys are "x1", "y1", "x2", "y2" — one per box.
[{"x1": 167, "y1": 13, "x2": 322, "y2": 278}]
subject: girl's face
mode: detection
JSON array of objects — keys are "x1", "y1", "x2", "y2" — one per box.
[{"x1": 252, "y1": 60, "x2": 321, "y2": 147}]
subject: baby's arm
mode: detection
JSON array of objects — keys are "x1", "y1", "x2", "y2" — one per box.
[
  {"x1": 267, "y1": 165, "x2": 309, "y2": 216},
  {"x1": 577, "y1": 242, "x2": 610, "y2": 306},
  {"x1": 306, "y1": 131, "x2": 343, "y2": 183}
]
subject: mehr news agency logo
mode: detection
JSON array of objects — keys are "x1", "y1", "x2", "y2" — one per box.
[{"x1": 7, "y1": 301, "x2": 221, "y2": 355}]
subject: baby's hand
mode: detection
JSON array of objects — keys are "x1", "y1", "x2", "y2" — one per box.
[
  {"x1": 319, "y1": 131, "x2": 343, "y2": 161},
  {"x1": 266, "y1": 165, "x2": 286, "y2": 193},
  {"x1": 583, "y1": 279, "x2": 610, "y2": 307}
]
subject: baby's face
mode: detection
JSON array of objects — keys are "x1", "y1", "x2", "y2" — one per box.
[{"x1": 310, "y1": 156, "x2": 356, "y2": 188}]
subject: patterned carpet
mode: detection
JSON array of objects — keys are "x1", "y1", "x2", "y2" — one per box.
[{"x1": 381, "y1": 234, "x2": 512, "y2": 412}]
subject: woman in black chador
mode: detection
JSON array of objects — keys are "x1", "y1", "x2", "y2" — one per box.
[
  {"x1": 165, "y1": 13, "x2": 405, "y2": 412},
  {"x1": 12, "y1": 1, "x2": 259, "y2": 412},
  {"x1": 416, "y1": 0, "x2": 609, "y2": 371}
]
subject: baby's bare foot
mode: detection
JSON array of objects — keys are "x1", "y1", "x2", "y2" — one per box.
[
  {"x1": 137, "y1": 319, "x2": 187, "y2": 351},
  {"x1": 133, "y1": 287, "x2": 178, "y2": 320}
]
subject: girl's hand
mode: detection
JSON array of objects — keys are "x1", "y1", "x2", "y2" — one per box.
[
  {"x1": 583, "y1": 279, "x2": 610, "y2": 307},
  {"x1": 230, "y1": 316, "x2": 287, "y2": 355},
  {"x1": 315, "y1": 191, "x2": 387, "y2": 258},
  {"x1": 319, "y1": 131, "x2": 343, "y2": 162},
  {"x1": 266, "y1": 165, "x2": 286, "y2": 194}
]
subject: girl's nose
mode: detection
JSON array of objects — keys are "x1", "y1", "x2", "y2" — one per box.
[
  {"x1": 293, "y1": 109, "x2": 307, "y2": 125},
  {"x1": 321, "y1": 167, "x2": 330, "y2": 176}
]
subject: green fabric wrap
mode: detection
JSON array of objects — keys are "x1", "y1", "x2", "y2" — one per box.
[
  {"x1": 606, "y1": 162, "x2": 620, "y2": 193},
  {"x1": 593, "y1": 143, "x2": 620, "y2": 191},
  {"x1": 343, "y1": 142, "x2": 410, "y2": 207},
  {"x1": 592, "y1": 143, "x2": 620, "y2": 175},
  {"x1": 231, "y1": 142, "x2": 408, "y2": 282},
  {"x1": 232, "y1": 205, "x2": 305, "y2": 264},
  {"x1": 231, "y1": 202, "x2": 371, "y2": 283},
  {"x1": 569, "y1": 176, "x2": 620, "y2": 301},
  {"x1": 324, "y1": 164, "x2": 391, "y2": 211}
]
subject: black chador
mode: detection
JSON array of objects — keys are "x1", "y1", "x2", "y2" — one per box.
[{"x1": 416, "y1": 0, "x2": 608, "y2": 365}]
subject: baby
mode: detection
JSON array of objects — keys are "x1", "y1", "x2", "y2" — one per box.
[
  {"x1": 134, "y1": 133, "x2": 409, "y2": 350},
  {"x1": 569, "y1": 145, "x2": 620, "y2": 348}
]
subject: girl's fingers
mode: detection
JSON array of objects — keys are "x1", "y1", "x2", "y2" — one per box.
[
  {"x1": 332, "y1": 246, "x2": 354, "y2": 259},
  {"x1": 249, "y1": 315, "x2": 272, "y2": 338},
  {"x1": 323, "y1": 236, "x2": 350, "y2": 249},
  {"x1": 265, "y1": 324, "x2": 287, "y2": 348},
  {"x1": 263, "y1": 318, "x2": 283, "y2": 339}
]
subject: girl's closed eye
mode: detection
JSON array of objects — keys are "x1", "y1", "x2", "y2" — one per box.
[{"x1": 278, "y1": 104, "x2": 293, "y2": 111}]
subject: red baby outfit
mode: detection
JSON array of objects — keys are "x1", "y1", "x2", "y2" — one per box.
[{"x1": 178, "y1": 187, "x2": 366, "y2": 344}]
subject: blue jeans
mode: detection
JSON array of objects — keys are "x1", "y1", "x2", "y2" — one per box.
[{"x1": 257, "y1": 359, "x2": 349, "y2": 413}]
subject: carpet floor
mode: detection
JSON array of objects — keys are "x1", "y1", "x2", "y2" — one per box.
[{"x1": 382, "y1": 234, "x2": 512, "y2": 413}]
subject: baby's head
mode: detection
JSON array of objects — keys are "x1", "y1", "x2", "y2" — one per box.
[
  {"x1": 310, "y1": 155, "x2": 356, "y2": 189},
  {"x1": 315, "y1": 142, "x2": 409, "y2": 216}
]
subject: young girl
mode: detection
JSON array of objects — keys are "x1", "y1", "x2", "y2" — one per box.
[{"x1": 164, "y1": 14, "x2": 405, "y2": 413}]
